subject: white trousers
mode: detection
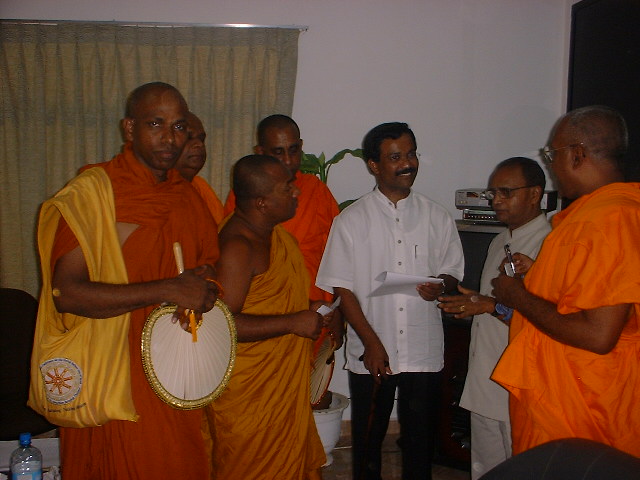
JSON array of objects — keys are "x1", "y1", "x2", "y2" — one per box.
[{"x1": 470, "y1": 411, "x2": 512, "y2": 480}]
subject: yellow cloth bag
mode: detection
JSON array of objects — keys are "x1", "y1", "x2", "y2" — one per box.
[{"x1": 28, "y1": 168, "x2": 138, "y2": 427}]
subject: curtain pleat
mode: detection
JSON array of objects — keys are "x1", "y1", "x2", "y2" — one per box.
[{"x1": 0, "y1": 21, "x2": 299, "y2": 295}]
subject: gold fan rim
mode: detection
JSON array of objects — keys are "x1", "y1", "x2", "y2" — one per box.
[{"x1": 141, "y1": 299, "x2": 237, "y2": 410}]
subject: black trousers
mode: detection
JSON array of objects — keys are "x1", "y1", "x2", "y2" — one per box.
[{"x1": 349, "y1": 371, "x2": 442, "y2": 480}]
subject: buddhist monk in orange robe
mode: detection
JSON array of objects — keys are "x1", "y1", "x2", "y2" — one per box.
[
  {"x1": 175, "y1": 111, "x2": 225, "y2": 224},
  {"x1": 491, "y1": 106, "x2": 640, "y2": 458},
  {"x1": 210, "y1": 155, "x2": 327, "y2": 479},
  {"x1": 42, "y1": 83, "x2": 220, "y2": 479},
  {"x1": 223, "y1": 115, "x2": 340, "y2": 303}
]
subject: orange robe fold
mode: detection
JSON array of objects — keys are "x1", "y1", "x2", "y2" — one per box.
[
  {"x1": 492, "y1": 182, "x2": 640, "y2": 457},
  {"x1": 225, "y1": 172, "x2": 339, "y2": 301},
  {"x1": 191, "y1": 175, "x2": 225, "y2": 225},
  {"x1": 52, "y1": 144, "x2": 219, "y2": 479},
  {"x1": 209, "y1": 225, "x2": 326, "y2": 479}
]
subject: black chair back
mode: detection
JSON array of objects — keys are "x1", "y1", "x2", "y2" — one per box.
[{"x1": 0, "y1": 288, "x2": 55, "y2": 440}]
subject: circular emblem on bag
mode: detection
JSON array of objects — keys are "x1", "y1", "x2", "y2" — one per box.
[{"x1": 40, "y1": 358, "x2": 83, "y2": 405}]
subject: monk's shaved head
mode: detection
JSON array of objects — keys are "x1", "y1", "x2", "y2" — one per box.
[
  {"x1": 557, "y1": 105, "x2": 628, "y2": 167},
  {"x1": 256, "y1": 115, "x2": 300, "y2": 146},
  {"x1": 185, "y1": 111, "x2": 205, "y2": 137},
  {"x1": 233, "y1": 155, "x2": 286, "y2": 208},
  {"x1": 124, "y1": 82, "x2": 187, "y2": 119}
]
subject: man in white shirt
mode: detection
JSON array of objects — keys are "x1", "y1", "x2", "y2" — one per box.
[
  {"x1": 316, "y1": 122, "x2": 464, "y2": 480},
  {"x1": 437, "y1": 157, "x2": 551, "y2": 479}
]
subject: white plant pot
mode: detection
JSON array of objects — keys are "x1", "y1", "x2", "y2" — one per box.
[{"x1": 312, "y1": 392, "x2": 350, "y2": 466}]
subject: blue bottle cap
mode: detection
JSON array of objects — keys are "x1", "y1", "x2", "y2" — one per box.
[{"x1": 19, "y1": 432, "x2": 31, "y2": 446}]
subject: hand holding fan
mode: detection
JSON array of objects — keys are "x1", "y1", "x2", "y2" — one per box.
[{"x1": 141, "y1": 242, "x2": 236, "y2": 409}]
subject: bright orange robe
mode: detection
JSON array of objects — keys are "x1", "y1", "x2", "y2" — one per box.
[
  {"x1": 208, "y1": 225, "x2": 326, "y2": 479},
  {"x1": 191, "y1": 175, "x2": 225, "y2": 225},
  {"x1": 225, "y1": 172, "x2": 339, "y2": 301},
  {"x1": 492, "y1": 182, "x2": 640, "y2": 457},
  {"x1": 52, "y1": 143, "x2": 219, "y2": 479}
]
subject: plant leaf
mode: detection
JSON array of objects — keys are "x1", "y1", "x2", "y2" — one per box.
[
  {"x1": 299, "y1": 148, "x2": 364, "y2": 183},
  {"x1": 300, "y1": 152, "x2": 321, "y2": 175}
]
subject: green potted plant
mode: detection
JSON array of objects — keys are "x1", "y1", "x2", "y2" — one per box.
[{"x1": 300, "y1": 148, "x2": 364, "y2": 210}]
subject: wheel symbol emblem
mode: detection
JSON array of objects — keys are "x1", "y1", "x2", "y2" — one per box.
[{"x1": 40, "y1": 358, "x2": 83, "y2": 404}]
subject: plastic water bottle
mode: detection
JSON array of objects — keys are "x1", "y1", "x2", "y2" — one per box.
[{"x1": 10, "y1": 432, "x2": 42, "y2": 480}]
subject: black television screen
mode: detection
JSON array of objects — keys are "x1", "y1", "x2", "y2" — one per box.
[
  {"x1": 458, "y1": 229, "x2": 501, "y2": 293},
  {"x1": 568, "y1": 0, "x2": 640, "y2": 180}
]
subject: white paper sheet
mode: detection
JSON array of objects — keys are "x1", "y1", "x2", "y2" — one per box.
[
  {"x1": 316, "y1": 296, "x2": 342, "y2": 316},
  {"x1": 369, "y1": 271, "x2": 443, "y2": 297}
]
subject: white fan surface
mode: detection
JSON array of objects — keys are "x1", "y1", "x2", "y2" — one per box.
[{"x1": 149, "y1": 306, "x2": 233, "y2": 401}]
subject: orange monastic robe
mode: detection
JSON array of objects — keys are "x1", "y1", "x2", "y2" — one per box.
[
  {"x1": 209, "y1": 225, "x2": 326, "y2": 479},
  {"x1": 51, "y1": 144, "x2": 219, "y2": 479},
  {"x1": 225, "y1": 172, "x2": 339, "y2": 301},
  {"x1": 492, "y1": 182, "x2": 640, "y2": 457},
  {"x1": 192, "y1": 175, "x2": 225, "y2": 224}
]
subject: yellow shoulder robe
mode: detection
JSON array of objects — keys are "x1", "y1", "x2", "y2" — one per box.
[{"x1": 29, "y1": 167, "x2": 136, "y2": 427}]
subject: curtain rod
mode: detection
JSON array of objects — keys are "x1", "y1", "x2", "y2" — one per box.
[{"x1": 1, "y1": 19, "x2": 308, "y2": 31}]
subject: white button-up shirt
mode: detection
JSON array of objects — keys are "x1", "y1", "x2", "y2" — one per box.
[{"x1": 317, "y1": 188, "x2": 464, "y2": 374}]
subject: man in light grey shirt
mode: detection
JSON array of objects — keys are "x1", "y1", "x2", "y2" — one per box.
[{"x1": 438, "y1": 157, "x2": 551, "y2": 479}]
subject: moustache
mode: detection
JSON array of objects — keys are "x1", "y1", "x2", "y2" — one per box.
[{"x1": 395, "y1": 167, "x2": 417, "y2": 176}]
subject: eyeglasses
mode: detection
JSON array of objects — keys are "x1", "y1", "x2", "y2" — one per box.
[
  {"x1": 540, "y1": 143, "x2": 583, "y2": 164},
  {"x1": 484, "y1": 186, "x2": 532, "y2": 200}
]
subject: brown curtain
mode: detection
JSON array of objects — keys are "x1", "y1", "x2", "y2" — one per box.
[{"x1": 0, "y1": 21, "x2": 300, "y2": 295}]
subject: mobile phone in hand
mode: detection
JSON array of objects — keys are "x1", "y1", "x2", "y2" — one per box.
[{"x1": 504, "y1": 244, "x2": 516, "y2": 277}]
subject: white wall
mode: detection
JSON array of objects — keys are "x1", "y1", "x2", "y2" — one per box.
[{"x1": 3, "y1": 0, "x2": 575, "y2": 418}]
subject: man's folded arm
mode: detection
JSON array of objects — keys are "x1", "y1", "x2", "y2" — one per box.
[
  {"x1": 215, "y1": 234, "x2": 322, "y2": 342},
  {"x1": 52, "y1": 245, "x2": 217, "y2": 318},
  {"x1": 496, "y1": 275, "x2": 630, "y2": 354}
]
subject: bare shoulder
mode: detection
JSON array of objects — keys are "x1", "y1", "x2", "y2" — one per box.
[{"x1": 218, "y1": 222, "x2": 254, "y2": 260}]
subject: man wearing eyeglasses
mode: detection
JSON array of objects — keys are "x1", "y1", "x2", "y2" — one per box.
[
  {"x1": 317, "y1": 122, "x2": 464, "y2": 480},
  {"x1": 438, "y1": 157, "x2": 551, "y2": 479},
  {"x1": 491, "y1": 105, "x2": 640, "y2": 458}
]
